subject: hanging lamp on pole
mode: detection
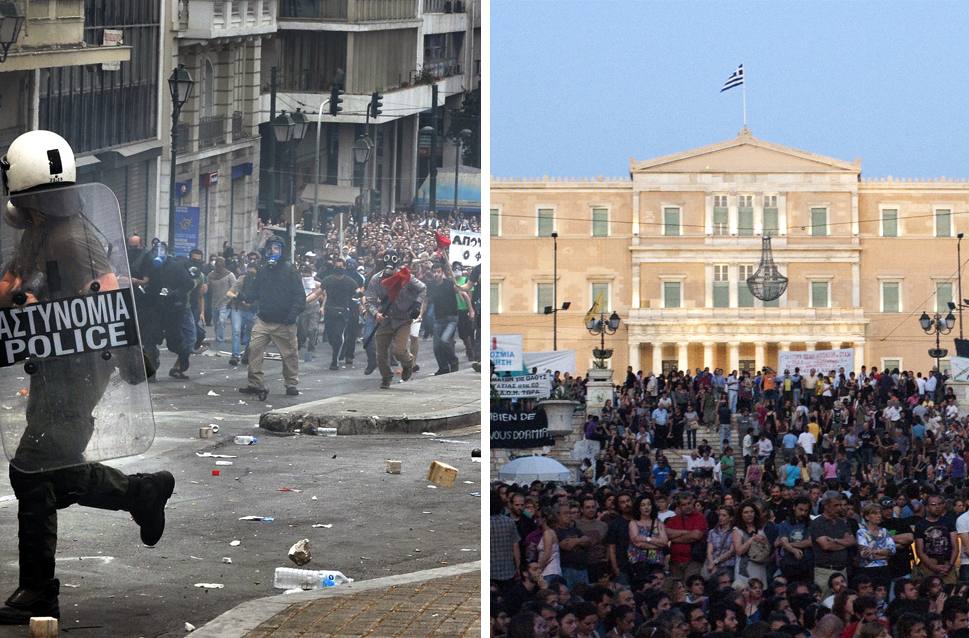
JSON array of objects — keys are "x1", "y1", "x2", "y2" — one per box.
[{"x1": 747, "y1": 235, "x2": 788, "y2": 302}]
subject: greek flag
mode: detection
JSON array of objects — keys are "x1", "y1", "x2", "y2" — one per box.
[{"x1": 721, "y1": 64, "x2": 744, "y2": 92}]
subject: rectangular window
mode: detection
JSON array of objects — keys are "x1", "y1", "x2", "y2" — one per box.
[
  {"x1": 937, "y1": 209, "x2": 952, "y2": 237},
  {"x1": 937, "y1": 282, "x2": 953, "y2": 313},
  {"x1": 763, "y1": 195, "x2": 777, "y2": 208},
  {"x1": 713, "y1": 208, "x2": 728, "y2": 236},
  {"x1": 490, "y1": 284, "x2": 500, "y2": 314},
  {"x1": 738, "y1": 265, "x2": 755, "y2": 307},
  {"x1": 592, "y1": 208, "x2": 608, "y2": 237},
  {"x1": 739, "y1": 195, "x2": 753, "y2": 208},
  {"x1": 664, "y1": 207, "x2": 680, "y2": 236},
  {"x1": 763, "y1": 207, "x2": 779, "y2": 237},
  {"x1": 811, "y1": 208, "x2": 827, "y2": 236},
  {"x1": 537, "y1": 208, "x2": 554, "y2": 237},
  {"x1": 811, "y1": 281, "x2": 829, "y2": 308},
  {"x1": 739, "y1": 359, "x2": 756, "y2": 374},
  {"x1": 713, "y1": 265, "x2": 729, "y2": 308},
  {"x1": 663, "y1": 282, "x2": 681, "y2": 308},
  {"x1": 591, "y1": 282, "x2": 610, "y2": 313},
  {"x1": 882, "y1": 282, "x2": 899, "y2": 313},
  {"x1": 490, "y1": 208, "x2": 499, "y2": 237},
  {"x1": 714, "y1": 195, "x2": 728, "y2": 208},
  {"x1": 882, "y1": 209, "x2": 897, "y2": 237},
  {"x1": 536, "y1": 283, "x2": 553, "y2": 314},
  {"x1": 883, "y1": 359, "x2": 901, "y2": 374}
]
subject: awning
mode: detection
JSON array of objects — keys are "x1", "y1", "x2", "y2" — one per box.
[
  {"x1": 415, "y1": 165, "x2": 481, "y2": 213},
  {"x1": 299, "y1": 184, "x2": 359, "y2": 208}
]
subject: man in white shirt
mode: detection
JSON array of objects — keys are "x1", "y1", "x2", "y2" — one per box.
[
  {"x1": 681, "y1": 450, "x2": 699, "y2": 480},
  {"x1": 925, "y1": 370, "x2": 938, "y2": 399},
  {"x1": 757, "y1": 433, "x2": 773, "y2": 461},
  {"x1": 742, "y1": 428, "x2": 755, "y2": 471},
  {"x1": 797, "y1": 428, "x2": 816, "y2": 456},
  {"x1": 916, "y1": 372, "x2": 927, "y2": 398},
  {"x1": 957, "y1": 506, "x2": 969, "y2": 583}
]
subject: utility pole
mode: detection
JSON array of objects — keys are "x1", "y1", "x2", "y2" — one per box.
[
  {"x1": 429, "y1": 84, "x2": 438, "y2": 220},
  {"x1": 268, "y1": 66, "x2": 278, "y2": 225}
]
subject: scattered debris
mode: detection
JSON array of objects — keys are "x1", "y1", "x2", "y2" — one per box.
[
  {"x1": 386, "y1": 460, "x2": 402, "y2": 474},
  {"x1": 239, "y1": 516, "x2": 275, "y2": 522},
  {"x1": 194, "y1": 583, "x2": 224, "y2": 589},
  {"x1": 427, "y1": 485, "x2": 438, "y2": 489},
  {"x1": 421, "y1": 432, "x2": 440, "y2": 437},
  {"x1": 185, "y1": 622, "x2": 196, "y2": 632},
  {"x1": 277, "y1": 487, "x2": 302, "y2": 492},
  {"x1": 230, "y1": 540, "x2": 241, "y2": 546},
  {"x1": 311, "y1": 524, "x2": 333, "y2": 529},
  {"x1": 222, "y1": 557, "x2": 232, "y2": 564},
  {"x1": 215, "y1": 461, "x2": 233, "y2": 466},
  {"x1": 196, "y1": 453, "x2": 236, "y2": 458},
  {"x1": 470, "y1": 492, "x2": 481, "y2": 497},
  {"x1": 207, "y1": 390, "x2": 220, "y2": 396},
  {"x1": 289, "y1": 539, "x2": 311, "y2": 566}
]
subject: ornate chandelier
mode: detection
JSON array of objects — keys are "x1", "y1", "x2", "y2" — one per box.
[{"x1": 747, "y1": 236, "x2": 788, "y2": 302}]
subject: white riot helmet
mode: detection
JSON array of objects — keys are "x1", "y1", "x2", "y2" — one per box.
[{"x1": 1, "y1": 130, "x2": 76, "y2": 196}]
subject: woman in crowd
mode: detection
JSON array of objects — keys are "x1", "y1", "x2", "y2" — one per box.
[
  {"x1": 704, "y1": 504, "x2": 736, "y2": 579},
  {"x1": 732, "y1": 500, "x2": 769, "y2": 586},
  {"x1": 856, "y1": 502, "x2": 895, "y2": 589},
  {"x1": 628, "y1": 493, "x2": 669, "y2": 587}
]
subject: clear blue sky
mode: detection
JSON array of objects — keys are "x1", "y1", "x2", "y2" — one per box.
[{"x1": 491, "y1": 1, "x2": 969, "y2": 180}]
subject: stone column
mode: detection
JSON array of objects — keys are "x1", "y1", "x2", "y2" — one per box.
[
  {"x1": 755, "y1": 342, "x2": 766, "y2": 372},
  {"x1": 728, "y1": 342, "x2": 740, "y2": 373},
  {"x1": 703, "y1": 342, "x2": 715, "y2": 370},
  {"x1": 805, "y1": 341, "x2": 817, "y2": 351},
  {"x1": 629, "y1": 343, "x2": 641, "y2": 374},
  {"x1": 853, "y1": 341, "x2": 865, "y2": 374},
  {"x1": 652, "y1": 343, "x2": 663, "y2": 376},
  {"x1": 677, "y1": 342, "x2": 689, "y2": 372}
]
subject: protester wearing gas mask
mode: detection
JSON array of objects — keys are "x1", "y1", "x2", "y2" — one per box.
[{"x1": 238, "y1": 236, "x2": 305, "y2": 398}]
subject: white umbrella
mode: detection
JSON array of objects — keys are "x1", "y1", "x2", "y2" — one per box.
[{"x1": 497, "y1": 456, "x2": 571, "y2": 484}]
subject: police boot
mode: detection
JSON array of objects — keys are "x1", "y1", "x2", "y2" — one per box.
[
  {"x1": 128, "y1": 471, "x2": 175, "y2": 546},
  {"x1": 0, "y1": 579, "x2": 59, "y2": 624}
]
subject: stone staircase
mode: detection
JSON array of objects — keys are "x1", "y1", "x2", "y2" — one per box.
[{"x1": 659, "y1": 420, "x2": 740, "y2": 479}]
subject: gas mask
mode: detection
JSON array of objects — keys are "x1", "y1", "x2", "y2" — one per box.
[
  {"x1": 265, "y1": 240, "x2": 283, "y2": 267},
  {"x1": 151, "y1": 244, "x2": 168, "y2": 267},
  {"x1": 381, "y1": 250, "x2": 400, "y2": 277}
]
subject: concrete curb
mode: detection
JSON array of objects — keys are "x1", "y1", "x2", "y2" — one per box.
[
  {"x1": 188, "y1": 561, "x2": 482, "y2": 638},
  {"x1": 258, "y1": 369, "x2": 482, "y2": 435}
]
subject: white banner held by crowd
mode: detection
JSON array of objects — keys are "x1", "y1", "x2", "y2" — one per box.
[
  {"x1": 777, "y1": 348, "x2": 855, "y2": 375},
  {"x1": 523, "y1": 350, "x2": 577, "y2": 376},
  {"x1": 490, "y1": 334, "x2": 523, "y2": 371},
  {"x1": 448, "y1": 230, "x2": 482, "y2": 267},
  {"x1": 951, "y1": 356, "x2": 969, "y2": 382},
  {"x1": 492, "y1": 373, "x2": 551, "y2": 399}
]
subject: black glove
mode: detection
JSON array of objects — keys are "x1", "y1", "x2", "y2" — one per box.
[{"x1": 408, "y1": 301, "x2": 421, "y2": 319}]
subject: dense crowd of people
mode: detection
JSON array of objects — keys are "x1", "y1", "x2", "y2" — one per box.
[
  {"x1": 491, "y1": 363, "x2": 969, "y2": 638},
  {"x1": 124, "y1": 211, "x2": 481, "y2": 392}
]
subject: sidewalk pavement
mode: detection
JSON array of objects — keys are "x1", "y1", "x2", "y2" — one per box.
[
  {"x1": 259, "y1": 368, "x2": 482, "y2": 435},
  {"x1": 190, "y1": 562, "x2": 482, "y2": 637}
]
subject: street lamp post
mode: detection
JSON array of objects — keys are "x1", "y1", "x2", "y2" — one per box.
[
  {"x1": 959, "y1": 232, "x2": 964, "y2": 339},
  {"x1": 353, "y1": 135, "x2": 373, "y2": 254},
  {"x1": 586, "y1": 309, "x2": 621, "y2": 365},
  {"x1": 452, "y1": 128, "x2": 472, "y2": 223},
  {"x1": 420, "y1": 125, "x2": 437, "y2": 221},
  {"x1": 541, "y1": 232, "x2": 571, "y2": 351},
  {"x1": 167, "y1": 63, "x2": 194, "y2": 252},
  {"x1": 920, "y1": 309, "x2": 956, "y2": 376}
]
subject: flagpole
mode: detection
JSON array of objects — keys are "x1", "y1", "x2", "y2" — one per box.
[{"x1": 742, "y1": 63, "x2": 747, "y2": 127}]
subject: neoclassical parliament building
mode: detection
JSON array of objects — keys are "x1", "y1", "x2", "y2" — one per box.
[{"x1": 490, "y1": 128, "x2": 969, "y2": 377}]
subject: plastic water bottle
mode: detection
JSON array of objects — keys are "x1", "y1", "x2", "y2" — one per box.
[
  {"x1": 273, "y1": 567, "x2": 353, "y2": 590},
  {"x1": 234, "y1": 436, "x2": 257, "y2": 445}
]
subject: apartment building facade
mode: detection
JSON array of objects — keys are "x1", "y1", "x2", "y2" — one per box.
[{"x1": 490, "y1": 128, "x2": 969, "y2": 377}]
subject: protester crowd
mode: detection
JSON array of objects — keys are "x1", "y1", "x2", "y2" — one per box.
[
  {"x1": 123, "y1": 210, "x2": 480, "y2": 389},
  {"x1": 490, "y1": 363, "x2": 969, "y2": 638}
]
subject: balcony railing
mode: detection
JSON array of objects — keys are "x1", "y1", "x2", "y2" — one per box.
[
  {"x1": 232, "y1": 112, "x2": 247, "y2": 141},
  {"x1": 424, "y1": 0, "x2": 466, "y2": 13},
  {"x1": 422, "y1": 57, "x2": 461, "y2": 79},
  {"x1": 279, "y1": 0, "x2": 417, "y2": 21},
  {"x1": 199, "y1": 116, "x2": 228, "y2": 150},
  {"x1": 178, "y1": 0, "x2": 277, "y2": 32}
]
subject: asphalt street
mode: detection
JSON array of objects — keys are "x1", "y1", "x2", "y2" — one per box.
[{"x1": 0, "y1": 333, "x2": 484, "y2": 637}]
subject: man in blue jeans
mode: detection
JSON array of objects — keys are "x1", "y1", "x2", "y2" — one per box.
[
  {"x1": 226, "y1": 261, "x2": 258, "y2": 366},
  {"x1": 421, "y1": 261, "x2": 470, "y2": 375}
]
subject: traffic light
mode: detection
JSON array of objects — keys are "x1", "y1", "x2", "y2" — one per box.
[
  {"x1": 371, "y1": 92, "x2": 383, "y2": 117},
  {"x1": 329, "y1": 86, "x2": 343, "y2": 116}
]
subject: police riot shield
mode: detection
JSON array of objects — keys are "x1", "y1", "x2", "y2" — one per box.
[{"x1": 0, "y1": 183, "x2": 155, "y2": 472}]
